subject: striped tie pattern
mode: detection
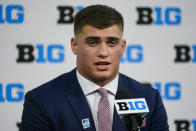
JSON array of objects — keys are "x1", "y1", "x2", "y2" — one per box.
[{"x1": 97, "y1": 88, "x2": 112, "y2": 131}]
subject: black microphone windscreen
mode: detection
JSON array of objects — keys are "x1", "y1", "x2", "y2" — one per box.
[
  {"x1": 115, "y1": 89, "x2": 143, "y2": 129},
  {"x1": 115, "y1": 89, "x2": 132, "y2": 99}
]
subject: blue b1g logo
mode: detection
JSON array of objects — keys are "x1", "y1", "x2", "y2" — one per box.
[
  {"x1": 0, "y1": 5, "x2": 24, "y2": 24},
  {"x1": 0, "y1": 83, "x2": 24, "y2": 102},
  {"x1": 120, "y1": 45, "x2": 143, "y2": 63},
  {"x1": 136, "y1": 7, "x2": 181, "y2": 25},
  {"x1": 115, "y1": 98, "x2": 149, "y2": 115},
  {"x1": 117, "y1": 101, "x2": 146, "y2": 111},
  {"x1": 57, "y1": 5, "x2": 84, "y2": 24},
  {"x1": 143, "y1": 82, "x2": 181, "y2": 100},
  {"x1": 16, "y1": 44, "x2": 65, "y2": 63}
]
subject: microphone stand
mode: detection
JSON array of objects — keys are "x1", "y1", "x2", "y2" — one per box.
[{"x1": 123, "y1": 114, "x2": 142, "y2": 131}]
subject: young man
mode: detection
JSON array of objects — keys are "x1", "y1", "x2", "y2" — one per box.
[{"x1": 21, "y1": 5, "x2": 169, "y2": 131}]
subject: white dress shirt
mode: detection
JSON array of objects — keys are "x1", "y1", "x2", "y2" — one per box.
[{"x1": 76, "y1": 70, "x2": 119, "y2": 131}]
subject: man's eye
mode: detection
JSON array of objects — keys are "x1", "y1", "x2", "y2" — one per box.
[
  {"x1": 87, "y1": 41, "x2": 97, "y2": 45},
  {"x1": 108, "y1": 41, "x2": 117, "y2": 46}
]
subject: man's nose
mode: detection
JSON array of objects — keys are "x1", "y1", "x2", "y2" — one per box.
[{"x1": 97, "y1": 43, "x2": 109, "y2": 58}]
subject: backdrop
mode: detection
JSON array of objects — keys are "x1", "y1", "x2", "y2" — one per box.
[{"x1": 0, "y1": 0, "x2": 196, "y2": 130}]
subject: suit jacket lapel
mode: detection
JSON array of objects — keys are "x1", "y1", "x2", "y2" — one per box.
[
  {"x1": 64, "y1": 69, "x2": 96, "y2": 131},
  {"x1": 62, "y1": 71, "x2": 130, "y2": 131},
  {"x1": 112, "y1": 106, "x2": 126, "y2": 131},
  {"x1": 117, "y1": 73, "x2": 131, "y2": 92},
  {"x1": 112, "y1": 74, "x2": 131, "y2": 131}
]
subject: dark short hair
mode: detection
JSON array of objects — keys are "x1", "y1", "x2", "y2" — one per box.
[{"x1": 74, "y1": 4, "x2": 124, "y2": 36}]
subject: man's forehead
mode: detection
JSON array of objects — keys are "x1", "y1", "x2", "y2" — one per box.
[
  {"x1": 79, "y1": 25, "x2": 122, "y2": 38},
  {"x1": 82, "y1": 25, "x2": 121, "y2": 32}
]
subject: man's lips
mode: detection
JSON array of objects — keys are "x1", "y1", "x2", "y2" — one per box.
[
  {"x1": 94, "y1": 61, "x2": 111, "y2": 70},
  {"x1": 94, "y1": 61, "x2": 111, "y2": 65}
]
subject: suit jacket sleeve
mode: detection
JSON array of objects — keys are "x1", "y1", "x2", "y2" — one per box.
[
  {"x1": 148, "y1": 90, "x2": 169, "y2": 131},
  {"x1": 21, "y1": 91, "x2": 52, "y2": 131}
]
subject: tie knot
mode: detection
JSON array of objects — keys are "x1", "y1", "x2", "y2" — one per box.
[{"x1": 97, "y1": 88, "x2": 108, "y2": 97}]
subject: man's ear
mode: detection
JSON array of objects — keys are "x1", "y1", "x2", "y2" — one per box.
[
  {"x1": 71, "y1": 37, "x2": 78, "y2": 55},
  {"x1": 121, "y1": 39, "x2": 126, "y2": 55}
]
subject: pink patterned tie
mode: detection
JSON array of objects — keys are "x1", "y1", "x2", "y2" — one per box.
[{"x1": 97, "y1": 88, "x2": 112, "y2": 131}]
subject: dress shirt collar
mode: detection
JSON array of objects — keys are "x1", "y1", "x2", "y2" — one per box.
[{"x1": 76, "y1": 70, "x2": 119, "y2": 96}]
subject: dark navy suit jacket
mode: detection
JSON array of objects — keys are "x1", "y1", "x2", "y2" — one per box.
[{"x1": 21, "y1": 69, "x2": 169, "y2": 131}]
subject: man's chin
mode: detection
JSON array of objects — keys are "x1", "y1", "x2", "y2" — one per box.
[{"x1": 92, "y1": 72, "x2": 113, "y2": 82}]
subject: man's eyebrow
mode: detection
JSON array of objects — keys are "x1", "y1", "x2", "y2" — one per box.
[
  {"x1": 107, "y1": 37, "x2": 120, "y2": 41},
  {"x1": 84, "y1": 36, "x2": 120, "y2": 42},
  {"x1": 85, "y1": 36, "x2": 100, "y2": 41}
]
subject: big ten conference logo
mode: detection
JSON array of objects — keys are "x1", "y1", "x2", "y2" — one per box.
[
  {"x1": 115, "y1": 98, "x2": 149, "y2": 115},
  {"x1": 136, "y1": 7, "x2": 181, "y2": 25},
  {"x1": 16, "y1": 43, "x2": 65, "y2": 63},
  {"x1": 0, "y1": 83, "x2": 24, "y2": 102},
  {"x1": 0, "y1": 4, "x2": 24, "y2": 24},
  {"x1": 120, "y1": 44, "x2": 143, "y2": 63},
  {"x1": 143, "y1": 82, "x2": 181, "y2": 100},
  {"x1": 174, "y1": 45, "x2": 196, "y2": 63},
  {"x1": 57, "y1": 5, "x2": 84, "y2": 24},
  {"x1": 174, "y1": 119, "x2": 196, "y2": 131}
]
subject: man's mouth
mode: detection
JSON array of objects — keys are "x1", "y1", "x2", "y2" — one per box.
[
  {"x1": 94, "y1": 61, "x2": 111, "y2": 70},
  {"x1": 95, "y1": 61, "x2": 111, "y2": 65}
]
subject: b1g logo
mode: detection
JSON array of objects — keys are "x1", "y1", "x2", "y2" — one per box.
[
  {"x1": 0, "y1": 83, "x2": 24, "y2": 102},
  {"x1": 143, "y1": 82, "x2": 181, "y2": 100},
  {"x1": 174, "y1": 45, "x2": 196, "y2": 63},
  {"x1": 175, "y1": 119, "x2": 196, "y2": 131},
  {"x1": 57, "y1": 5, "x2": 84, "y2": 24},
  {"x1": 115, "y1": 98, "x2": 149, "y2": 115},
  {"x1": 0, "y1": 5, "x2": 24, "y2": 24},
  {"x1": 136, "y1": 7, "x2": 181, "y2": 25},
  {"x1": 16, "y1": 44, "x2": 65, "y2": 63},
  {"x1": 120, "y1": 45, "x2": 143, "y2": 63}
]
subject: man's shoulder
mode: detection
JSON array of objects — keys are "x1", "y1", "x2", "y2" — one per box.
[
  {"x1": 26, "y1": 69, "x2": 76, "y2": 98},
  {"x1": 119, "y1": 73, "x2": 157, "y2": 98}
]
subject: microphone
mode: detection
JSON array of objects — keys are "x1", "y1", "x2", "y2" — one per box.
[{"x1": 115, "y1": 89, "x2": 149, "y2": 131}]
